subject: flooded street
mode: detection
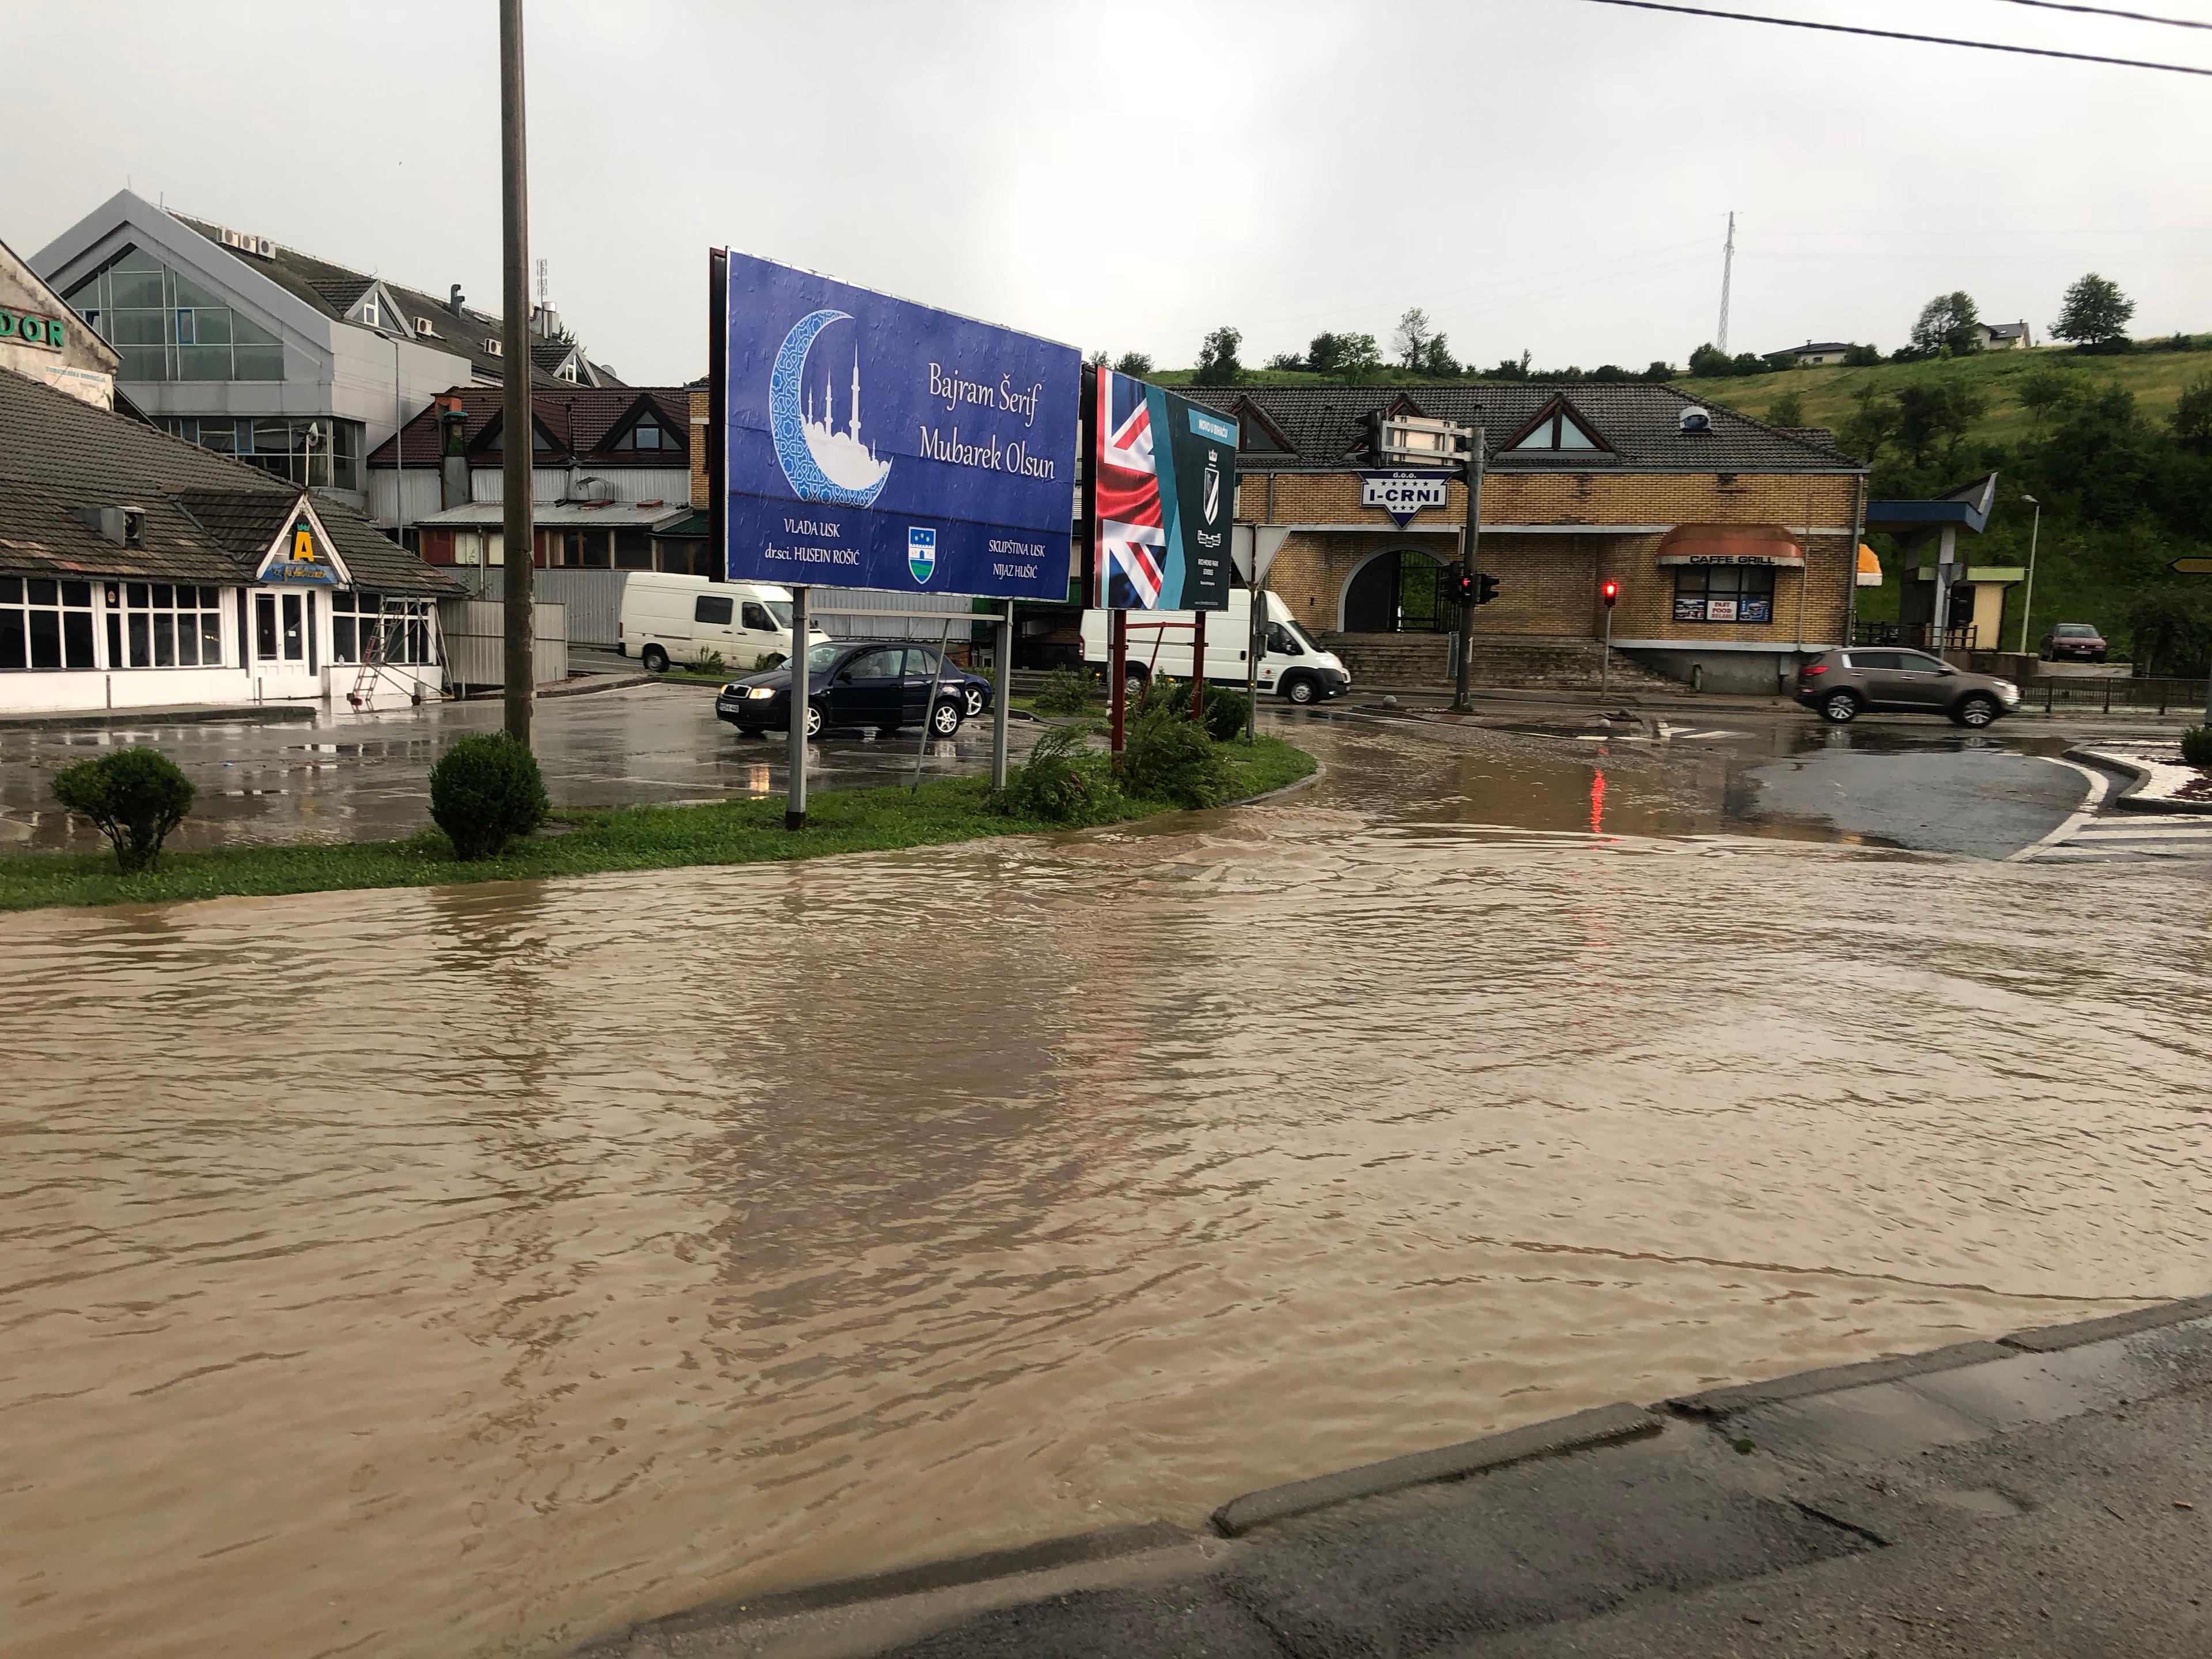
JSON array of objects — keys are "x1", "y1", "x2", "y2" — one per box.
[{"x1": 5, "y1": 718, "x2": 2210, "y2": 1658}]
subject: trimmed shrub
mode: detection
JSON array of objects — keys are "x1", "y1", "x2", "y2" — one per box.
[
  {"x1": 1119, "y1": 705, "x2": 1233, "y2": 809},
  {"x1": 1034, "y1": 667, "x2": 1093, "y2": 717},
  {"x1": 430, "y1": 733, "x2": 550, "y2": 860},
  {"x1": 51, "y1": 747, "x2": 195, "y2": 874},
  {"x1": 1000, "y1": 725, "x2": 1116, "y2": 824},
  {"x1": 1202, "y1": 684, "x2": 1251, "y2": 743},
  {"x1": 2182, "y1": 725, "x2": 2212, "y2": 769}
]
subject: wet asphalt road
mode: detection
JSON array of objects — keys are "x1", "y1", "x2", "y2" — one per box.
[{"x1": 0, "y1": 680, "x2": 2198, "y2": 865}]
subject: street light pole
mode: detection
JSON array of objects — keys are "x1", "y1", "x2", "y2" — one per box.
[
  {"x1": 2016, "y1": 494, "x2": 2041, "y2": 657},
  {"x1": 498, "y1": 0, "x2": 535, "y2": 747}
]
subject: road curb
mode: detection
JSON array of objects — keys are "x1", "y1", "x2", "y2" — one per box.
[
  {"x1": 0, "y1": 702, "x2": 318, "y2": 731},
  {"x1": 1663, "y1": 1341, "x2": 2015, "y2": 1417},
  {"x1": 1210, "y1": 1401, "x2": 1660, "y2": 1538},
  {"x1": 2066, "y1": 744, "x2": 2212, "y2": 815},
  {"x1": 1999, "y1": 1294, "x2": 2212, "y2": 1353}
]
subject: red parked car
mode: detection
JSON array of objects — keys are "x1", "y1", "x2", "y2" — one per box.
[{"x1": 2039, "y1": 622, "x2": 2108, "y2": 663}]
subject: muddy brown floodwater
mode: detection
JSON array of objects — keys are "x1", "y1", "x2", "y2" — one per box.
[{"x1": 5, "y1": 720, "x2": 2209, "y2": 1658}]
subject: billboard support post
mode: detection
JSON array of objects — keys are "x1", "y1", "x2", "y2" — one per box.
[
  {"x1": 910, "y1": 616, "x2": 955, "y2": 790},
  {"x1": 785, "y1": 586, "x2": 809, "y2": 830},
  {"x1": 1109, "y1": 608, "x2": 1128, "y2": 754},
  {"x1": 991, "y1": 603, "x2": 1012, "y2": 792},
  {"x1": 1191, "y1": 609, "x2": 1207, "y2": 725}
]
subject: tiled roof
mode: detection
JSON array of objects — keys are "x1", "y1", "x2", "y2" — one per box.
[
  {"x1": 1180, "y1": 383, "x2": 1862, "y2": 472},
  {"x1": 367, "y1": 385, "x2": 694, "y2": 468},
  {"x1": 0, "y1": 366, "x2": 461, "y2": 595},
  {"x1": 168, "y1": 212, "x2": 619, "y2": 389}
]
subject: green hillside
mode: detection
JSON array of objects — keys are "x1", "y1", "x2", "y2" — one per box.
[{"x1": 1673, "y1": 345, "x2": 2209, "y2": 449}]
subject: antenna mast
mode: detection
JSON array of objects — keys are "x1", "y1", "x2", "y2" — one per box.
[{"x1": 1717, "y1": 211, "x2": 1735, "y2": 355}]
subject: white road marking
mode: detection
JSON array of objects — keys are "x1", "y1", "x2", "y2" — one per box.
[{"x1": 2006, "y1": 760, "x2": 2111, "y2": 863}]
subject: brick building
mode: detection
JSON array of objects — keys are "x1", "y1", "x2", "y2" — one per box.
[{"x1": 1187, "y1": 385, "x2": 1866, "y2": 694}]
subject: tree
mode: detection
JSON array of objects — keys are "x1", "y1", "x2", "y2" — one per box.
[
  {"x1": 1306, "y1": 331, "x2": 1380, "y2": 381},
  {"x1": 1893, "y1": 381, "x2": 1987, "y2": 464},
  {"x1": 1642, "y1": 360, "x2": 1678, "y2": 382},
  {"x1": 1392, "y1": 306, "x2": 1434, "y2": 370},
  {"x1": 2052, "y1": 272, "x2": 2136, "y2": 349},
  {"x1": 1112, "y1": 350, "x2": 1154, "y2": 377},
  {"x1": 1843, "y1": 343, "x2": 1882, "y2": 367},
  {"x1": 1765, "y1": 391, "x2": 1806, "y2": 427},
  {"x1": 1687, "y1": 342, "x2": 1733, "y2": 377},
  {"x1": 1084, "y1": 349, "x2": 1110, "y2": 368},
  {"x1": 1193, "y1": 327, "x2": 1243, "y2": 386},
  {"x1": 2171, "y1": 376, "x2": 2212, "y2": 456},
  {"x1": 1911, "y1": 291, "x2": 1982, "y2": 355},
  {"x1": 1840, "y1": 384, "x2": 1900, "y2": 462},
  {"x1": 1419, "y1": 335, "x2": 1460, "y2": 377},
  {"x1": 1263, "y1": 350, "x2": 1304, "y2": 372},
  {"x1": 2015, "y1": 367, "x2": 2081, "y2": 428}
]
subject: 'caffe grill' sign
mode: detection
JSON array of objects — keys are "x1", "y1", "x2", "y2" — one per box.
[{"x1": 0, "y1": 308, "x2": 69, "y2": 351}]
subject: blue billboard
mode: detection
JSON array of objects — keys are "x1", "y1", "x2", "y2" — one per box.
[{"x1": 719, "y1": 251, "x2": 1081, "y2": 601}]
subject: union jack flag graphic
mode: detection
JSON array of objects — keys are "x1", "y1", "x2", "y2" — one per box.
[{"x1": 1095, "y1": 371, "x2": 1167, "y2": 608}]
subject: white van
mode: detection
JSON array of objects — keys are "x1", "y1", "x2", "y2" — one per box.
[
  {"x1": 617, "y1": 573, "x2": 830, "y2": 673},
  {"x1": 1080, "y1": 590, "x2": 1351, "y2": 704}
]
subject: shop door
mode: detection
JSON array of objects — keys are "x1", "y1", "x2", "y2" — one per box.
[{"x1": 253, "y1": 590, "x2": 321, "y2": 696}]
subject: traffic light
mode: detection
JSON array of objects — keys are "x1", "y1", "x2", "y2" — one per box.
[
  {"x1": 1446, "y1": 567, "x2": 1476, "y2": 604},
  {"x1": 1600, "y1": 579, "x2": 1620, "y2": 610},
  {"x1": 1475, "y1": 572, "x2": 1499, "y2": 607}
]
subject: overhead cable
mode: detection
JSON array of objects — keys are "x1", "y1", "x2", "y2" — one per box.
[
  {"x1": 1988, "y1": 0, "x2": 2212, "y2": 32},
  {"x1": 1565, "y1": 0, "x2": 2212, "y2": 75}
]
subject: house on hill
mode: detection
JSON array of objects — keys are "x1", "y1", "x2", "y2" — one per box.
[
  {"x1": 1971, "y1": 320, "x2": 2032, "y2": 351},
  {"x1": 1776, "y1": 341, "x2": 1854, "y2": 368}
]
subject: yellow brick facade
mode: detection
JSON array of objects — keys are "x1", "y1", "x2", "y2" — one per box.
[{"x1": 1239, "y1": 468, "x2": 1861, "y2": 646}]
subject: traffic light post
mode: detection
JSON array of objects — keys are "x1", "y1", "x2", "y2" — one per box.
[
  {"x1": 1599, "y1": 579, "x2": 1620, "y2": 700},
  {"x1": 1453, "y1": 431, "x2": 1487, "y2": 713}
]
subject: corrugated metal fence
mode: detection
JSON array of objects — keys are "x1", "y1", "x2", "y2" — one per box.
[
  {"x1": 459, "y1": 569, "x2": 630, "y2": 647},
  {"x1": 438, "y1": 600, "x2": 570, "y2": 689}
]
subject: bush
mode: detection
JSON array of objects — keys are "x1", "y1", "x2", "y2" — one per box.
[
  {"x1": 1202, "y1": 684, "x2": 1251, "y2": 742},
  {"x1": 753, "y1": 651, "x2": 785, "y2": 671},
  {"x1": 1034, "y1": 667, "x2": 1093, "y2": 716},
  {"x1": 689, "y1": 648, "x2": 727, "y2": 675},
  {"x1": 1000, "y1": 725, "x2": 1117, "y2": 824},
  {"x1": 1118, "y1": 704, "x2": 1234, "y2": 809},
  {"x1": 429, "y1": 733, "x2": 550, "y2": 860},
  {"x1": 2183, "y1": 726, "x2": 2212, "y2": 770},
  {"x1": 51, "y1": 747, "x2": 195, "y2": 874}
]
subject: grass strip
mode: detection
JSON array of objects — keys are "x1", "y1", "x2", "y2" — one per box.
[{"x1": 0, "y1": 737, "x2": 1316, "y2": 914}]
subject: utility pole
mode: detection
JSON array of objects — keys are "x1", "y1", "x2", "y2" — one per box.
[
  {"x1": 499, "y1": 0, "x2": 535, "y2": 747},
  {"x1": 2017, "y1": 494, "x2": 2043, "y2": 656},
  {"x1": 1452, "y1": 426, "x2": 1486, "y2": 713},
  {"x1": 1717, "y1": 210, "x2": 1736, "y2": 356}
]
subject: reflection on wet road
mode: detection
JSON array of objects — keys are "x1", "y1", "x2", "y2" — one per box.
[{"x1": 3, "y1": 717, "x2": 2209, "y2": 1658}]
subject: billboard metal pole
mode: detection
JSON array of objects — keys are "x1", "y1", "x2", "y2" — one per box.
[
  {"x1": 910, "y1": 616, "x2": 954, "y2": 790},
  {"x1": 786, "y1": 587, "x2": 809, "y2": 829},
  {"x1": 1109, "y1": 609, "x2": 1127, "y2": 753},
  {"x1": 497, "y1": 0, "x2": 534, "y2": 747},
  {"x1": 1191, "y1": 609, "x2": 1206, "y2": 725},
  {"x1": 991, "y1": 601, "x2": 1012, "y2": 791}
]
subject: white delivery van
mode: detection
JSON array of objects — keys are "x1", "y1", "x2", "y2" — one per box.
[
  {"x1": 1080, "y1": 590, "x2": 1351, "y2": 704},
  {"x1": 617, "y1": 572, "x2": 830, "y2": 672}
]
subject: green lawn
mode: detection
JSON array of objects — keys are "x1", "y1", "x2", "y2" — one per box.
[{"x1": 0, "y1": 737, "x2": 1316, "y2": 914}]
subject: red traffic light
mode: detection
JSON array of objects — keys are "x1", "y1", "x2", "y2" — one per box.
[{"x1": 1600, "y1": 580, "x2": 1620, "y2": 609}]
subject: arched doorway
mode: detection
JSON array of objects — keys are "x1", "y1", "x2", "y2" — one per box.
[{"x1": 1342, "y1": 547, "x2": 1450, "y2": 632}]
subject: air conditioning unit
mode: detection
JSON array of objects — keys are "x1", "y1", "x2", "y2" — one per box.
[
  {"x1": 414, "y1": 316, "x2": 438, "y2": 339},
  {"x1": 484, "y1": 336, "x2": 502, "y2": 356},
  {"x1": 253, "y1": 237, "x2": 275, "y2": 257}
]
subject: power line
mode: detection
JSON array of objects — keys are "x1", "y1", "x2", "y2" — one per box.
[
  {"x1": 1565, "y1": 0, "x2": 2212, "y2": 74},
  {"x1": 1988, "y1": 0, "x2": 2212, "y2": 32}
]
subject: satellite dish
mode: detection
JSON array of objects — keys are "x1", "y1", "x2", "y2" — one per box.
[{"x1": 1679, "y1": 407, "x2": 1711, "y2": 434}]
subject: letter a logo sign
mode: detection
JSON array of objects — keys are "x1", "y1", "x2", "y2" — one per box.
[{"x1": 907, "y1": 526, "x2": 937, "y2": 585}]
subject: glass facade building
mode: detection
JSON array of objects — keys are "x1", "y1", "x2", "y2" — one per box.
[{"x1": 65, "y1": 244, "x2": 284, "y2": 383}]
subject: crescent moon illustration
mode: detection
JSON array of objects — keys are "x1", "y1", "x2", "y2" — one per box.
[{"x1": 768, "y1": 309, "x2": 892, "y2": 507}]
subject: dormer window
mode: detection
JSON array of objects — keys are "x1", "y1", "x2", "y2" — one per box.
[
  {"x1": 360, "y1": 297, "x2": 380, "y2": 329},
  {"x1": 1505, "y1": 396, "x2": 1612, "y2": 455},
  {"x1": 556, "y1": 356, "x2": 580, "y2": 383},
  {"x1": 611, "y1": 414, "x2": 669, "y2": 452}
]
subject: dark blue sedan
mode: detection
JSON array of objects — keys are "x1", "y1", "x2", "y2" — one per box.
[{"x1": 716, "y1": 639, "x2": 992, "y2": 739}]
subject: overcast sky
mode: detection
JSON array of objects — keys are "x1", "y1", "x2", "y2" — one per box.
[{"x1": 12, "y1": 0, "x2": 2211, "y2": 384}]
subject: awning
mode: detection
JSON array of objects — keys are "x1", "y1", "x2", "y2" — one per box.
[
  {"x1": 1653, "y1": 523, "x2": 1805, "y2": 569},
  {"x1": 1857, "y1": 543, "x2": 1883, "y2": 588}
]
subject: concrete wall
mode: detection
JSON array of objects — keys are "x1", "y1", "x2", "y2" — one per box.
[{"x1": 0, "y1": 239, "x2": 118, "y2": 406}]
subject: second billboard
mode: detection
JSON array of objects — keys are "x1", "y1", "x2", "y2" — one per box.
[{"x1": 1091, "y1": 368, "x2": 1238, "y2": 611}]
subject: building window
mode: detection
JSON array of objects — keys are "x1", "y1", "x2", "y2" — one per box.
[
  {"x1": 162, "y1": 418, "x2": 365, "y2": 489},
  {"x1": 453, "y1": 531, "x2": 504, "y2": 567},
  {"x1": 1672, "y1": 566, "x2": 1776, "y2": 624},
  {"x1": 0, "y1": 578, "x2": 97, "y2": 671},
  {"x1": 360, "y1": 297, "x2": 380, "y2": 329},
  {"x1": 1509, "y1": 407, "x2": 1605, "y2": 453},
  {"x1": 612, "y1": 415, "x2": 666, "y2": 452},
  {"x1": 103, "y1": 582, "x2": 224, "y2": 669},
  {"x1": 613, "y1": 528, "x2": 653, "y2": 570},
  {"x1": 65, "y1": 244, "x2": 282, "y2": 382},
  {"x1": 332, "y1": 592, "x2": 434, "y2": 665}
]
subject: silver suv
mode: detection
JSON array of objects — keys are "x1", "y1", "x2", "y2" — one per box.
[{"x1": 1794, "y1": 647, "x2": 2021, "y2": 727}]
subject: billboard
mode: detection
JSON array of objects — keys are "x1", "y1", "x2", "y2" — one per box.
[
  {"x1": 1092, "y1": 369, "x2": 1238, "y2": 610},
  {"x1": 718, "y1": 251, "x2": 1081, "y2": 600}
]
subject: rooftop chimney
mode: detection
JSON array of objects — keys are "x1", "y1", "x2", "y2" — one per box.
[{"x1": 448, "y1": 283, "x2": 465, "y2": 315}]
